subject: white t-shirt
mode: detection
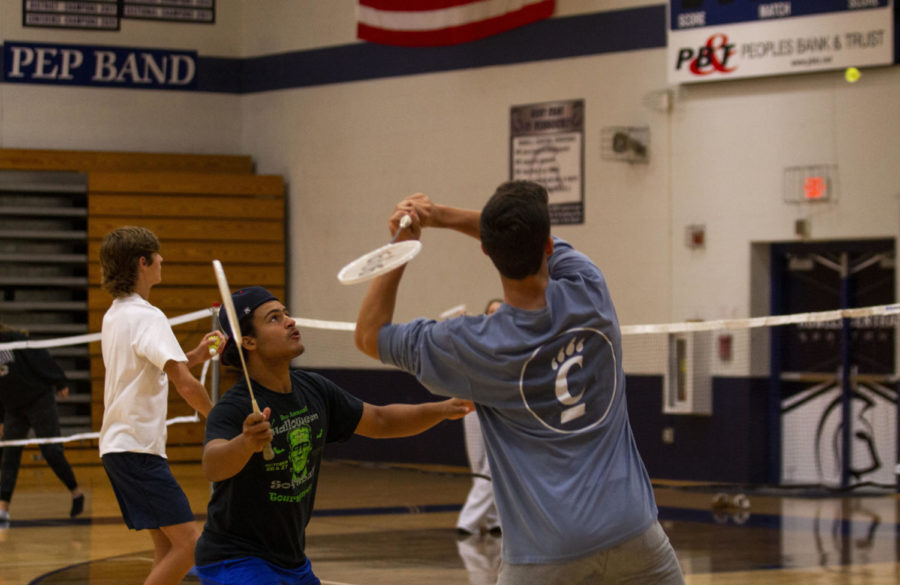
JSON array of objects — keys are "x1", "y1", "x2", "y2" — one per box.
[{"x1": 99, "y1": 293, "x2": 187, "y2": 457}]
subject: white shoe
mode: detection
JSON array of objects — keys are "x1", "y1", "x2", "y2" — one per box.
[{"x1": 0, "y1": 509, "x2": 9, "y2": 524}]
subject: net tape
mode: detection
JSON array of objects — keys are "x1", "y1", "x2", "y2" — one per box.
[
  {"x1": 0, "y1": 307, "x2": 354, "y2": 448},
  {"x1": 0, "y1": 309, "x2": 355, "y2": 352},
  {"x1": 620, "y1": 303, "x2": 900, "y2": 335},
  {"x1": 1, "y1": 302, "x2": 897, "y2": 448}
]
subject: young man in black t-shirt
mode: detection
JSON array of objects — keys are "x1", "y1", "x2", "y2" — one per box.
[{"x1": 194, "y1": 287, "x2": 471, "y2": 585}]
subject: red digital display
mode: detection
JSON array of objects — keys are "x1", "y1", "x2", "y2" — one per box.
[{"x1": 804, "y1": 176, "x2": 827, "y2": 200}]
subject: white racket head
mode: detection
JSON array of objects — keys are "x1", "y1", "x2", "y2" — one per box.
[
  {"x1": 211, "y1": 260, "x2": 273, "y2": 458},
  {"x1": 439, "y1": 304, "x2": 467, "y2": 320},
  {"x1": 337, "y1": 240, "x2": 423, "y2": 285},
  {"x1": 212, "y1": 260, "x2": 243, "y2": 349},
  {"x1": 212, "y1": 259, "x2": 259, "y2": 409}
]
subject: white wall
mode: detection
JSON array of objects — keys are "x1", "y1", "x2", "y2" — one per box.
[
  {"x1": 239, "y1": 0, "x2": 359, "y2": 55},
  {"x1": 2, "y1": 1, "x2": 898, "y2": 370},
  {"x1": 241, "y1": 2, "x2": 899, "y2": 368},
  {"x1": 670, "y1": 69, "x2": 900, "y2": 324},
  {"x1": 242, "y1": 46, "x2": 676, "y2": 367},
  {"x1": 0, "y1": 0, "x2": 243, "y2": 153}
]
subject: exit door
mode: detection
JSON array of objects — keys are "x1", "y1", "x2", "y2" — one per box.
[{"x1": 771, "y1": 239, "x2": 896, "y2": 487}]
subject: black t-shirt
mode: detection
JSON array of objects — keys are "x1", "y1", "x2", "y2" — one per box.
[
  {"x1": 195, "y1": 369, "x2": 364, "y2": 569},
  {"x1": 0, "y1": 330, "x2": 68, "y2": 410}
]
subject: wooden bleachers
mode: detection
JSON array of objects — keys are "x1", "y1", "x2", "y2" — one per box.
[
  {"x1": 0, "y1": 148, "x2": 254, "y2": 175},
  {"x1": 0, "y1": 148, "x2": 285, "y2": 465}
]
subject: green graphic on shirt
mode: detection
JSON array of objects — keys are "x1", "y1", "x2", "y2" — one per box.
[
  {"x1": 280, "y1": 406, "x2": 307, "y2": 421},
  {"x1": 288, "y1": 424, "x2": 313, "y2": 481},
  {"x1": 266, "y1": 410, "x2": 321, "y2": 501}
]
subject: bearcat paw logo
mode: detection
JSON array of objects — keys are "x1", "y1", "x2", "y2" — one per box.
[
  {"x1": 519, "y1": 327, "x2": 616, "y2": 433},
  {"x1": 551, "y1": 338, "x2": 584, "y2": 371},
  {"x1": 552, "y1": 337, "x2": 586, "y2": 424}
]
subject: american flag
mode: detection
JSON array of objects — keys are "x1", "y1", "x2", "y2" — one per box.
[{"x1": 358, "y1": 0, "x2": 556, "y2": 47}]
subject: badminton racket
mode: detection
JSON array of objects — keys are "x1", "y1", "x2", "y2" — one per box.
[
  {"x1": 212, "y1": 259, "x2": 275, "y2": 461},
  {"x1": 337, "y1": 214, "x2": 422, "y2": 285}
]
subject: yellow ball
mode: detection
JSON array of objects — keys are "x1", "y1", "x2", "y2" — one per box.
[
  {"x1": 208, "y1": 335, "x2": 221, "y2": 355},
  {"x1": 844, "y1": 67, "x2": 861, "y2": 83}
]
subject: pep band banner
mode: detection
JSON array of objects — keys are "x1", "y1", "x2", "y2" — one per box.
[{"x1": 2, "y1": 41, "x2": 198, "y2": 90}]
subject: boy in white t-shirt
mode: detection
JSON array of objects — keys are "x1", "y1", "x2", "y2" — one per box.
[{"x1": 98, "y1": 226, "x2": 219, "y2": 585}]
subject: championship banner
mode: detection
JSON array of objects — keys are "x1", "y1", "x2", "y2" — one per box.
[
  {"x1": 668, "y1": 0, "x2": 894, "y2": 84},
  {"x1": 22, "y1": 0, "x2": 216, "y2": 30}
]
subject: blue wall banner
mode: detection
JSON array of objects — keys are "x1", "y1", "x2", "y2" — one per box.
[
  {"x1": 2, "y1": 41, "x2": 198, "y2": 90},
  {"x1": 668, "y1": 0, "x2": 894, "y2": 83}
]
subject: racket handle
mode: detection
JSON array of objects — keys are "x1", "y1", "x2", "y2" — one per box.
[
  {"x1": 391, "y1": 214, "x2": 413, "y2": 244},
  {"x1": 251, "y1": 398, "x2": 275, "y2": 460}
]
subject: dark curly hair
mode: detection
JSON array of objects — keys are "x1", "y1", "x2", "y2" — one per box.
[{"x1": 479, "y1": 181, "x2": 550, "y2": 279}]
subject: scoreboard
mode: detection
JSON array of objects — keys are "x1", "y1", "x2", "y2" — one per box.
[
  {"x1": 667, "y1": 0, "x2": 894, "y2": 83},
  {"x1": 671, "y1": 0, "x2": 890, "y2": 29}
]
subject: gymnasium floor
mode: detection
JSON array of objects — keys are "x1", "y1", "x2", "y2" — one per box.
[{"x1": 2, "y1": 461, "x2": 899, "y2": 585}]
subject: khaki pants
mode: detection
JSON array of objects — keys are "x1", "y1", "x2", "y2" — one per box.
[{"x1": 497, "y1": 521, "x2": 684, "y2": 585}]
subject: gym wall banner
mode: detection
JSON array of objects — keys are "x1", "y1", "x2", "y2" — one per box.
[
  {"x1": 2, "y1": 41, "x2": 198, "y2": 90},
  {"x1": 510, "y1": 99, "x2": 585, "y2": 226},
  {"x1": 668, "y1": 0, "x2": 894, "y2": 84},
  {"x1": 22, "y1": 0, "x2": 216, "y2": 30}
]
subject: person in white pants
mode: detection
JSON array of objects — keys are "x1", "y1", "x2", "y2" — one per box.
[{"x1": 456, "y1": 298, "x2": 503, "y2": 536}]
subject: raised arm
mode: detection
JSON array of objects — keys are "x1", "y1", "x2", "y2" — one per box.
[
  {"x1": 354, "y1": 194, "x2": 481, "y2": 359},
  {"x1": 354, "y1": 399, "x2": 473, "y2": 438},
  {"x1": 403, "y1": 193, "x2": 481, "y2": 238},
  {"x1": 354, "y1": 261, "x2": 406, "y2": 359}
]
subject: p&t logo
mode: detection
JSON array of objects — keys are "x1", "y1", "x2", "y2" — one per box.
[{"x1": 675, "y1": 33, "x2": 737, "y2": 76}]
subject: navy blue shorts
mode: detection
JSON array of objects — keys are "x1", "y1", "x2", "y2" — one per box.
[{"x1": 102, "y1": 452, "x2": 194, "y2": 530}]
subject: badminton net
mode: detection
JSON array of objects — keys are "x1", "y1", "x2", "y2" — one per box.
[{"x1": 2, "y1": 303, "x2": 897, "y2": 491}]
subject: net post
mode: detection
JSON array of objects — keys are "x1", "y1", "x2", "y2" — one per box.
[
  {"x1": 211, "y1": 305, "x2": 221, "y2": 405},
  {"x1": 767, "y1": 246, "x2": 785, "y2": 486},
  {"x1": 896, "y1": 374, "x2": 900, "y2": 493},
  {"x1": 210, "y1": 305, "x2": 221, "y2": 497},
  {"x1": 839, "y1": 253, "x2": 852, "y2": 490}
]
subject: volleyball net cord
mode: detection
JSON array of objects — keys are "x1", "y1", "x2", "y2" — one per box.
[{"x1": 0, "y1": 302, "x2": 898, "y2": 449}]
